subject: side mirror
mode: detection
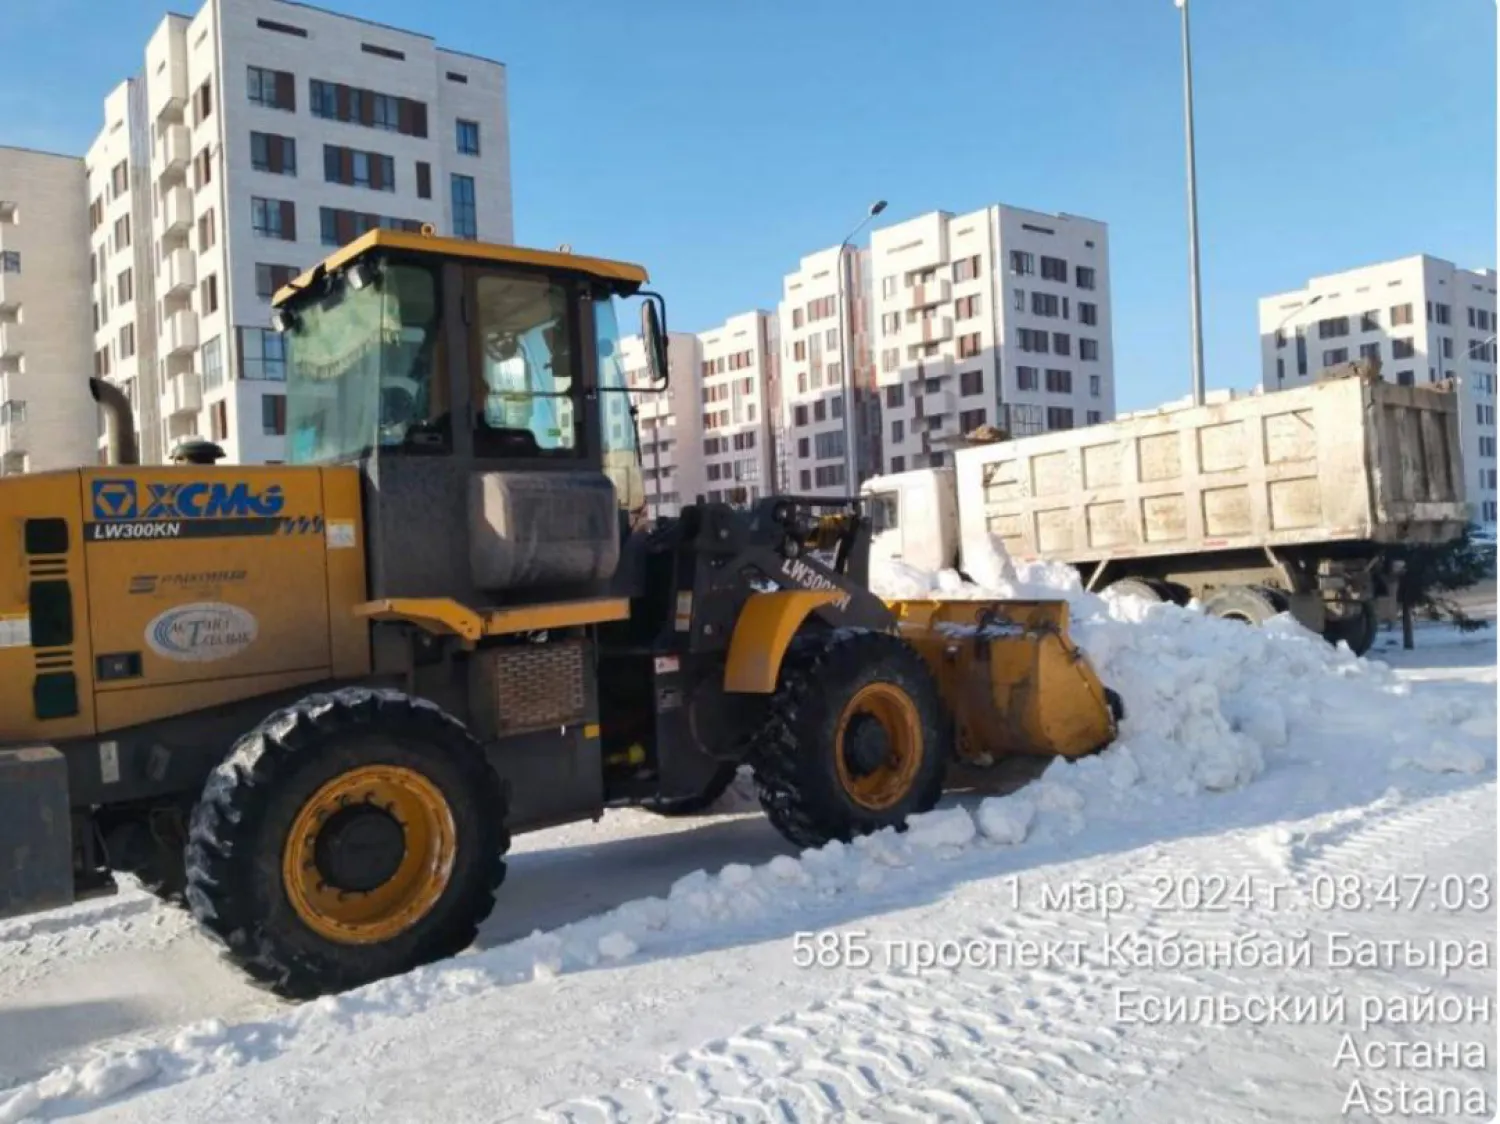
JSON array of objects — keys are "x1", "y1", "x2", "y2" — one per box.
[{"x1": 640, "y1": 291, "x2": 668, "y2": 388}]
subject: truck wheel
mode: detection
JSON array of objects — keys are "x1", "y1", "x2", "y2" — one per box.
[
  {"x1": 751, "y1": 630, "x2": 946, "y2": 850},
  {"x1": 643, "y1": 763, "x2": 739, "y2": 817},
  {"x1": 1106, "y1": 578, "x2": 1164, "y2": 603},
  {"x1": 1202, "y1": 585, "x2": 1288, "y2": 625},
  {"x1": 184, "y1": 687, "x2": 508, "y2": 1000},
  {"x1": 1323, "y1": 602, "x2": 1378, "y2": 656}
]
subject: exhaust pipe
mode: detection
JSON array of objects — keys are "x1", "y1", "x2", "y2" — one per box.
[{"x1": 89, "y1": 377, "x2": 139, "y2": 466}]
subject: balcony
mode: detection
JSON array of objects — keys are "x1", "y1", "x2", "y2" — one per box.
[
  {"x1": 0, "y1": 322, "x2": 18, "y2": 357},
  {"x1": 164, "y1": 309, "x2": 198, "y2": 355},
  {"x1": 162, "y1": 186, "x2": 192, "y2": 237},
  {"x1": 163, "y1": 371, "x2": 202, "y2": 416},
  {"x1": 157, "y1": 124, "x2": 190, "y2": 179},
  {"x1": 903, "y1": 315, "x2": 953, "y2": 347},
  {"x1": 911, "y1": 356, "x2": 955, "y2": 382},
  {"x1": 0, "y1": 270, "x2": 18, "y2": 313},
  {"x1": 906, "y1": 279, "x2": 951, "y2": 309},
  {"x1": 161, "y1": 247, "x2": 195, "y2": 296}
]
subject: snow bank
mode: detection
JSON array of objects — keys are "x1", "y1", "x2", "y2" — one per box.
[{"x1": 4, "y1": 536, "x2": 1493, "y2": 1121}]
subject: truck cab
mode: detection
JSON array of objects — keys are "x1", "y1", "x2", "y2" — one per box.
[{"x1": 860, "y1": 466, "x2": 961, "y2": 576}]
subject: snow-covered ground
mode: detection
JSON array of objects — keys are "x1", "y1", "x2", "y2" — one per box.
[{"x1": 0, "y1": 556, "x2": 1494, "y2": 1123}]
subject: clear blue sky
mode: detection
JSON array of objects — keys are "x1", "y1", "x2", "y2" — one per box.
[{"x1": 4, "y1": 0, "x2": 1495, "y2": 411}]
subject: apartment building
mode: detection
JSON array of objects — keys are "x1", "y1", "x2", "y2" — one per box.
[
  {"x1": 870, "y1": 205, "x2": 1116, "y2": 476},
  {"x1": 620, "y1": 331, "x2": 705, "y2": 519},
  {"x1": 85, "y1": 0, "x2": 512, "y2": 465},
  {"x1": 777, "y1": 245, "x2": 874, "y2": 495},
  {"x1": 0, "y1": 148, "x2": 98, "y2": 475},
  {"x1": 696, "y1": 310, "x2": 778, "y2": 504},
  {"x1": 1259, "y1": 254, "x2": 1498, "y2": 523}
]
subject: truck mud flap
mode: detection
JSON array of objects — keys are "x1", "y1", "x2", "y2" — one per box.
[{"x1": 0, "y1": 746, "x2": 74, "y2": 920}]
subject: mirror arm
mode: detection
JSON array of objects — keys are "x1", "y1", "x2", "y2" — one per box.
[{"x1": 638, "y1": 288, "x2": 669, "y2": 392}]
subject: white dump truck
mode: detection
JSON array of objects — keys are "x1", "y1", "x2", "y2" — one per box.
[{"x1": 862, "y1": 365, "x2": 1470, "y2": 656}]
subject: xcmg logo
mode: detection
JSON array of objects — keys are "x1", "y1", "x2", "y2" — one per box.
[{"x1": 91, "y1": 479, "x2": 286, "y2": 521}]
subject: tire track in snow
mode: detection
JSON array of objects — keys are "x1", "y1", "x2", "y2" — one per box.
[{"x1": 535, "y1": 957, "x2": 1193, "y2": 1122}]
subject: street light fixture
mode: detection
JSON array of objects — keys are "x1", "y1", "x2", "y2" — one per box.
[
  {"x1": 1272, "y1": 293, "x2": 1322, "y2": 388},
  {"x1": 837, "y1": 199, "x2": 887, "y2": 490},
  {"x1": 1175, "y1": 0, "x2": 1206, "y2": 407}
]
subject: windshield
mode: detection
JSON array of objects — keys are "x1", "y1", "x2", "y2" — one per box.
[
  {"x1": 284, "y1": 261, "x2": 443, "y2": 464},
  {"x1": 594, "y1": 296, "x2": 646, "y2": 516}
]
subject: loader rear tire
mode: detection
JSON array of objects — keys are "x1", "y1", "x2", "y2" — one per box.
[
  {"x1": 184, "y1": 687, "x2": 508, "y2": 1000},
  {"x1": 751, "y1": 630, "x2": 946, "y2": 850}
]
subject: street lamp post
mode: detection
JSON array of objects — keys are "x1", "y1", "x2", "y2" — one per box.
[
  {"x1": 1175, "y1": 0, "x2": 1206, "y2": 407},
  {"x1": 837, "y1": 199, "x2": 887, "y2": 492}
]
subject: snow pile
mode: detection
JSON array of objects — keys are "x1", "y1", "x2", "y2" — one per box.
[{"x1": 1, "y1": 538, "x2": 1492, "y2": 1122}]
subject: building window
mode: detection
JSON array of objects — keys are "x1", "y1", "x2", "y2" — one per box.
[
  {"x1": 1045, "y1": 368, "x2": 1072, "y2": 393},
  {"x1": 1079, "y1": 301, "x2": 1097, "y2": 326},
  {"x1": 1430, "y1": 301, "x2": 1452, "y2": 325},
  {"x1": 959, "y1": 408, "x2": 986, "y2": 432},
  {"x1": 1075, "y1": 266, "x2": 1096, "y2": 290},
  {"x1": 960, "y1": 369, "x2": 984, "y2": 396},
  {"x1": 116, "y1": 268, "x2": 133, "y2": 305},
  {"x1": 1360, "y1": 309, "x2": 1380, "y2": 331},
  {"x1": 248, "y1": 65, "x2": 296, "y2": 110},
  {"x1": 885, "y1": 384, "x2": 904, "y2": 408},
  {"x1": 1016, "y1": 365, "x2": 1039, "y2": 391},
  {"x1": 201, "y1": 335, "x2": 224, "y2": 392},
  {"x1": 262, "y1": 393, "x2": 287, "y2": 436},
  {"x1": 1441, "y1": 337, "x2": 1454, "y2": 359},
  {"x1": 200, "y1": 273, "x2": 218, "y2": 315},
  {"x1": 1396, "y1": 370, "x2": 1415, "y2": 387},
  {"x1": 192, "y1": 79, "x2": 213, "y2": 127},
  {"x1": 953, "y1": 255, "x2": 982, "y2": 282},
  {"x1": 324, "y1": 145, "x2": 395, "y2": 191},
  {"x1": 1087, "y1": 410, "x2": 1102, "y2": 425},
  {"x1": 1391, "y1": 303, "x2": 1413, "y2": 326},
  {"x1": 416, "y1": 161, "x2": 431, "y2": 199},
  {"x1": 1012, "y1": 288, "x2": 1025, "y2": 312},
  {"x1": 1052, "y1": 332, "x2": 1071, "y2": 356},
  {"x1": 1079, "y1": 338, "x2": 1099, "y2": 361},
  {"x1": 1359, "y1": 342, "x2": 1380, "y2": 361},
  {"x1": 890, "y1": 456, "x2": 905, "y2": 473},
  {"x1": 251, "y1": 197, "x2": 295, "y2": 240},
  {"x1": 451, "y1": 174, "x2": 477, "y2": 239},
  {"x1": 814, "y1": 431, "x2": 846, "y2": 460},
  {"x1": 957, "y1": 332, "x2": 982, "y2": 359},
  {"x1": 251, "y1": 132, "x2": 297, "y2": 175},
  {"x1": 119, "y1": 324, "x2": 135, "y2": 360},
  {"x1": 255, "y1": 263, "x2": 299, "y2": 299},
  {"x1": 113, "y1": 214, "x2": 131, "y2": 251},
  {"x1": 881, "y1": 276, "x2": 897, "y2": 297},
  {"x1": 1323, "y1": 348, "x2": 1348, "y2": 366},
  {"x1": 310, "y1": 79, "x2": 428, "y2": 137},
  {"x1": 1009, "y1": 251, "x2": 1034, "y2": 276},
  {"x1": 240, "y1": 327, "x2": 287, "y2": 380},
  {"x1": 1317, "y1": 316, "x2": 1349, "y2": 339},
  {"x1": 456, "y1": 119, "x2": 480, "y2": 155},
  {"x1": 1046, "y1": 406, "x2": 1075, "y2": 430},
  {"x1": 1090, "y1": 374, "x2": 1101, "y2": 398},
  {"x1": 1031, "y1": 292, "x2": 1060, "y2": 317},
  {"x1": 198, "y1": 208, "x2": 216, "y2": 252},
  {"x1": 1391, "y1": 337, "x2": 1415, "y2": 360},
  {"x1": 1040, "y1": 256, "x2": 1067, "y2": 282},
  {"x1": 891, "y1": 419, "x2": 905, "y2": 443}
]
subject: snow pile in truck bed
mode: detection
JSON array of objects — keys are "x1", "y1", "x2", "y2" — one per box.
[{"x1": 1, "y1": 543, "x2": 1494, "y2": 1122}]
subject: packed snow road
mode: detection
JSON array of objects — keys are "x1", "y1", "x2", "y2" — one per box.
[{"x1": 0, "y1": 563, "x2": 1494, "y2": 1122}]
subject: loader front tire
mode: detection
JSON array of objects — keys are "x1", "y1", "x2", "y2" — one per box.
[
  {"x1": 184, "y1": 687, "x2": 508, "y2": 1000},
  {"x1": 752, "y1": 631, "x2": 946, "y2": 850}
]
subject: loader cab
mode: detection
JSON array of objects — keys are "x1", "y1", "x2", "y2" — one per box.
[{"x1": 270, "y1": 229, "x2": 667, "y2": 605}]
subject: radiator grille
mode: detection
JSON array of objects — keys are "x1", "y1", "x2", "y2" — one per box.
[{"x1": 471, "y1": 641, "x2": 587, "y2": 738}]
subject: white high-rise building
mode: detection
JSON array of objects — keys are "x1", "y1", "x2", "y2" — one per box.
[
  {"x1": 621, "y1": 331, "x2": 705, "y2": 520},
  {"x1": 1258, "y1": 255, "x2": 1498, "y2": 523},
  {"x1": 0, "y1": 147, "x2": 99, "y2": 475},
  {"x1": 84, "y1": 0, "x2": 512, "y2": 465},
  {"x1": 777, "y1": 246, "x2": 873, "y2": 495},
  {"x1": 869, "y1": 205, "x2": 1116, "y2": 475},
  {"x1": 696, "y1": 310, "x2": 778, "y2": 505}
]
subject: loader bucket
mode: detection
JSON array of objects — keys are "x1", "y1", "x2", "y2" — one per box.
[{"x1": 888, "y1": 599, "x2": 1119, "y2": 762}]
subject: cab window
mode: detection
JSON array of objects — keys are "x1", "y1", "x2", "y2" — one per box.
[
  {"x1": 471, "y1": 271, "x2": 581, "y2": 458},
  {"x1": 869, "y1": 492, "x2": 899, "y2": 533}
]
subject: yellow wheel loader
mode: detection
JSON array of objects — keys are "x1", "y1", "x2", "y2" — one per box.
[{"x1": 0, "y1": 230, "x2": 1121, "y2": 999}]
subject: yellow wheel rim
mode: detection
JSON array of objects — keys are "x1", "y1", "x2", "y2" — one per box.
[
  {"x1": 282, "y1": 764, "x2": 457, "y2": 944},
  {"x1": 835, "y1": 682, "x2": 923, "y2": 811}
]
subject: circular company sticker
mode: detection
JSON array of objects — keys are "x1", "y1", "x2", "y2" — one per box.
[{"x1": 145, "y1": 602, "x2": 259, "y2": 663}]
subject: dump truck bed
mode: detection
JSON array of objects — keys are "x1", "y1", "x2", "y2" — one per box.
[{"x1": 958, "y1": 373, "x2": 1469, "y2": 567}]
